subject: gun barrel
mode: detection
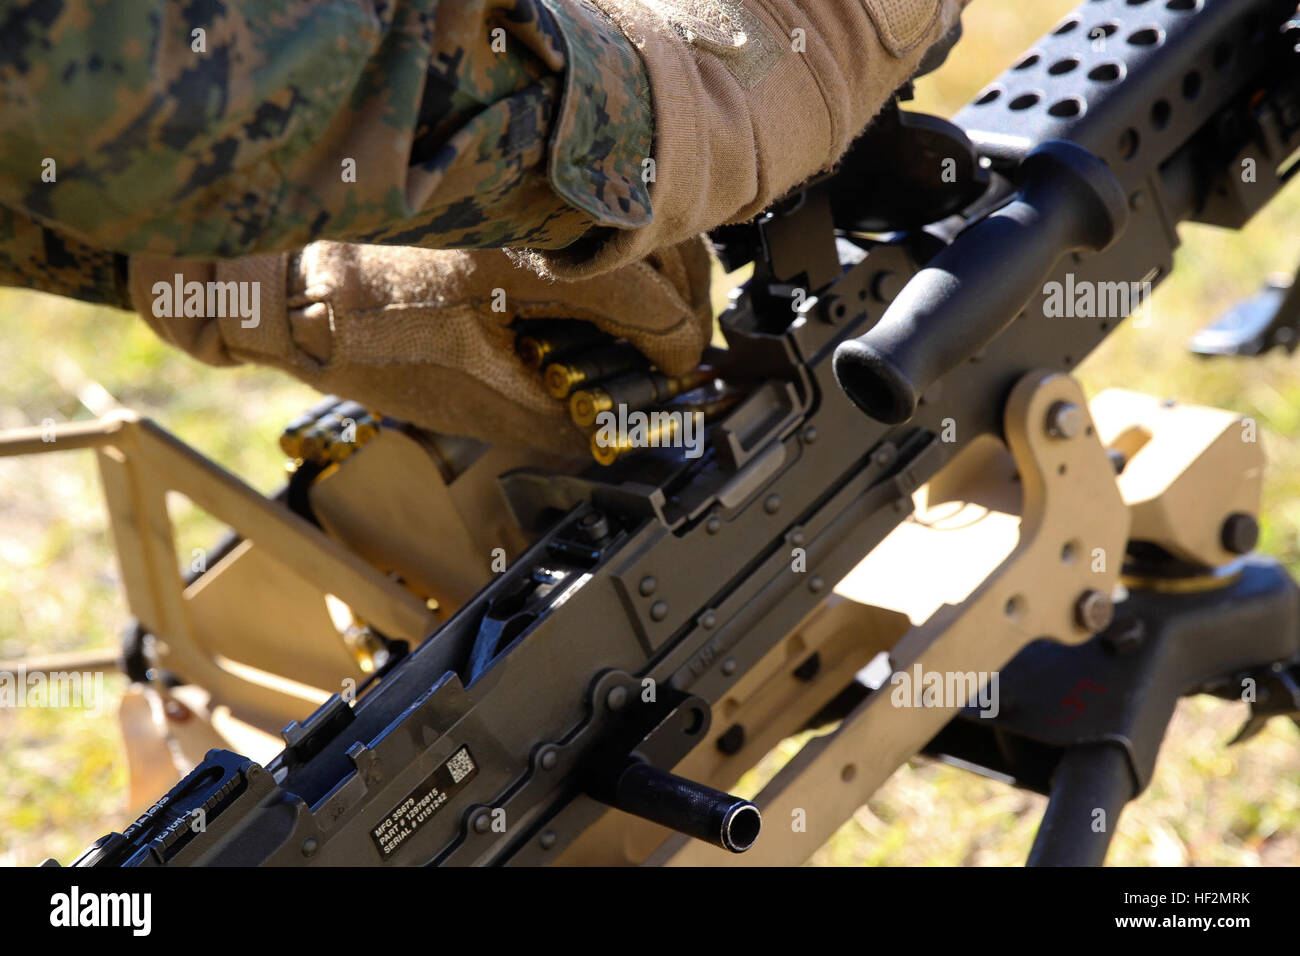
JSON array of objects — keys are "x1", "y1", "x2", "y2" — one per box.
[{"x1": 610, "y1": 762, "x2": 761, "y2": 853}]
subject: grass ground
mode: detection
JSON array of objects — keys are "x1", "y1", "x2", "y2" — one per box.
[{"x1": 2, "y1": 0, "x2": 1299, "y2": 865}]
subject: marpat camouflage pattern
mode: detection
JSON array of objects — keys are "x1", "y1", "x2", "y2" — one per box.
[{"x1": 0, "y1": 0, "x2": 654, "y2": 305}]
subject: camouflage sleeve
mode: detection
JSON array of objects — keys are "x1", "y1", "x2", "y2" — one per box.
[{"x1": 0, "y1": 0, "x2": 654, "y2": 306}]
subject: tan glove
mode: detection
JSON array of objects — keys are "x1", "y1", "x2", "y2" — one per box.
[
  {"x1": 128, "y1": 238, "x2": 713, "y2": 457},
  {"x1": 539, "y1": 0, "x2": 968, "y2": 278}
]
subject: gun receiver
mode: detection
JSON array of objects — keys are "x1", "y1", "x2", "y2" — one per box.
[{"x1": 68, "y1": 0, "x2": 1300, "y2": 867}]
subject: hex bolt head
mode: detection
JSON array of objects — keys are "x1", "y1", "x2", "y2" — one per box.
[
  {"x1": 1221, "y1": 512, "x2": 1259, "y2": 555},
  {"x1": 1075, "y1": 589, "x2": 1115, "y2": 633},
  {"x1": 1046, "y1": 401, "x2": 1085, "y2": 440}
]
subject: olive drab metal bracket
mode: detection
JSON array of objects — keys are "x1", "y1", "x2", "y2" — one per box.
[{"x1": 7, "y1": 0, "x2": 1300, "y2": 866}]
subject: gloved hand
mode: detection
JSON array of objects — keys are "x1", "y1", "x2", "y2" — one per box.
[
  {"x1": 539, "y1": 0, "x2": 970, "y2": 278},
  {"x1": 127, "y1": 238, "x2": 713, "y2": 457}
]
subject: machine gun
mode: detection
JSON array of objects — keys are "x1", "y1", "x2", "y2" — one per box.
[{"x1": 14, "y1": 0, "x2": 1300, "y2": 866}]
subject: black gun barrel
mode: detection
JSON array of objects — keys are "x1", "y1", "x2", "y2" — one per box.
[
  {"x1": 833, "y1": 140, "x2": 1128, "y2": 424},
  {"x1": 609, "y1": 762, "x2": 761, "y2": 853}
]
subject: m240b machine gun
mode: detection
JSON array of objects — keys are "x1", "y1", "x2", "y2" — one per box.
[{"x1": 26, "y1": 0, "x2": 1300, "y2": 866}]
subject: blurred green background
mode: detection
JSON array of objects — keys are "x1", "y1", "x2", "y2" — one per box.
[{"x1": 2, "y1": 0, "x2": 1299, "y2": 865}]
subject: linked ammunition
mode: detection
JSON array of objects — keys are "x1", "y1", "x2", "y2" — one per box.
[
  {"x1": 279, "y1": 394, "x2": 342, "y2": 458},
  {"x1": 543, "y1": 344, "x2": 647, "y2": 399},
  {"x1": 281, "y1": 399, "x2": 381, "y2": 465},
  {"x1": 515, "y1": 322, "x2": 610, "y2": 369},
  {"x1": 569, "y1": 367, "x2": 717, "y2": 427},
  {"x1": 590, "y1": 410, "x2": 692, "y2": 467}
]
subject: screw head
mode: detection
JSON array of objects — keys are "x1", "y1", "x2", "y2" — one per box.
[
  {"x1": 1075, "y1": 589, "x2": 1115, "y2": 633},
  {"x1": 302, "y1": 837, "x2": 319, "y2": 857},
  {"x1": 721, "y1": 658, "x2": 737, "y2": 676},
  {"x1": 1221, "y1": 512, "x2": 1259, "y2": 555},
  {"x1": 638, "y1": 575, "x2": 657, "y2": 597},
  {"x1": 706, "y1": 515, "x2": 722, "y2": 534},
  {"x1": 1046, "y1": 401, "x2": 1085, "y2": 440},
  {"x1": 473, "y1": 811, "x2": 492, "y2": 834},
  {"x1": 539, "y1": 830, "x2": 557, "y2": 850},
  {"x1": 650, "y1": 600, "x2": 669, "y2": 622},
  {"x1": 606, "y1": 685, "x2": 628, "y2": 711},
  {"x1": 764, "y1": 494, "x2": 781, "y2": 514}
]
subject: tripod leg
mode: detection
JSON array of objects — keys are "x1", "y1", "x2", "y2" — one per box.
[{"x1": 1026, "y1": 744, "x2": 1134, "y2": 867}]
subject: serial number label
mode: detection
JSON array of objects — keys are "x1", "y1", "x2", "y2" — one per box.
[{"x1": 370, "y1": 746, "x2": 478, "y2": 860}]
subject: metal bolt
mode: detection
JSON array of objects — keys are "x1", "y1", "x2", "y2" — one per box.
[
  {"x1": 577, "y1": 511, "x2": 609, "y2": 542},
  {"x1": 808, "y1": 574, "x2": 825, "y2": 594},
  {"x1": 873, "y1": 270, "x2": 905, "y2": 303},
  {"x1": 538, "y1": 746, "x2": 558, "y2": 771},
  {"x1": 539, "y1": 830, "x2": 557, "y2": 850},
  {"x1": 716, "y1": 723, "x2": 745, "y2": 755},
  {"x1": 473, "y1": 811, "x2": 492, "y2": 834},
  {"x1": 803, "y1": 426, "x2": 819, "y2": 444},
  {"x1": 638, "y1": 575, "x2": 657, "y2": 596},
  {"x1": 302, "y1": 837, "x2": 319, "y2": 857},
  {"x1": 706, "y1": 515, "x2": 722, "y2": 534},
  {"x1": 650, "y1": 600, "x2": 669, "y2": 622},
  {"x1": 1221, "y1": 513, "x2": 1259, "y2": 555},
  {"x1": 606, "y1": 686, "x2": 628, "y2": 711},
  {"x1": 764, "y1": 494, "x2": 782, "y2": 514},
  {"x1": 721, "y1": 658, "x2": 737, "y2": 676},
  {"x1": 1046, "y1": 401, "x2": 1085, "y2": 440},
  {"x1": 1075, "y1": 589, "x2": 1115, "y2": 633},
  {"x1": 700, "y1": 610, "x2": 717, "y2": 629},
  {"x1": 790, "y1": 527, "x2": 806, "y2": 547}
]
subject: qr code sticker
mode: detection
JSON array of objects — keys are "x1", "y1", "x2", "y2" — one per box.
[{"x1": 447, "y1": 747, "x2": 475, "y2": 784}]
